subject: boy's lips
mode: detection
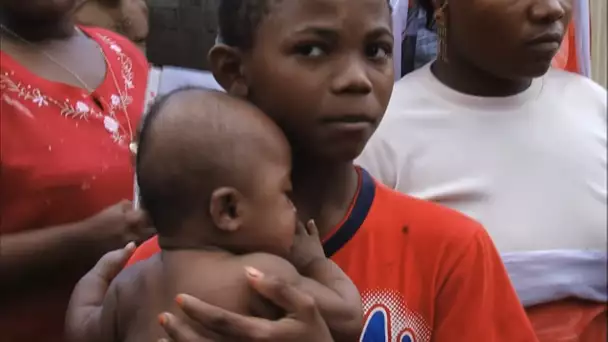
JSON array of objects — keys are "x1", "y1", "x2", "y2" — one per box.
[
  {"x1": 320, "y1": 114, "x2": 376, "y2": 135},
  {"x1": 321, "y1": 113, "x2": 376, "y2": 125}
]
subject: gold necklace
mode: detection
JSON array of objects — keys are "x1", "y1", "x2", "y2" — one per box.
[{"x1": 0, "y1": 24, "x2": 134, "y2": 144}]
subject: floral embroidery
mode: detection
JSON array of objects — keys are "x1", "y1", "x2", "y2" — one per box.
[
  {"x1": 2, "y1": 93, "x2": 34, "y2": 118},
  {"x1": 104, "y1": 116, "x2": 119, "y2": 133},
  {"x1": 0, "y1": 32, "x2": 138, "y2": 146},
  {"x1": 32, "y1": 94, "x2": 47, "y2": 107},
  {"x1": 111, "y1": 94, "x2": 121, "y2": 106},
  {"x1": 97, "y1": 34, "x2": 135, "y2": 93}
]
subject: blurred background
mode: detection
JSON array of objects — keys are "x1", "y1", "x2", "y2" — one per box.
[{"x1": 75, "y1": 0, "x2": 607, "y2": 87}]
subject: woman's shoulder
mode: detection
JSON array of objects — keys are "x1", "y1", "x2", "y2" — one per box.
[{"x1": 545, "y1": 69, "x2": 606, "y2": 101}]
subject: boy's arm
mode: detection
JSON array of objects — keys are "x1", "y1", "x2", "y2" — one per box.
[{"x1": 434, "y1": 229, "x2": 538, "y2": 342}]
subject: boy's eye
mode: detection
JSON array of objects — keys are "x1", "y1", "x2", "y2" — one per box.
[
  {"x1": 365, "y1": 43, "x2": 392, "y2": 60},
  {"x1": 295, "y1": 44, "x2": 327, "y2": 58}
]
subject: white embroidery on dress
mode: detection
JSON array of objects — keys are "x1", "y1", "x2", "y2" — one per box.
[
  {"x1": 2, "y1": 93, "x2": 34, "y2": 118},
  {"x1": 97, "y1": 34, "x2": 135, "y2": 94},
  {"x1": 0, "y1": 33, "x2": 138, "y2": 146}
]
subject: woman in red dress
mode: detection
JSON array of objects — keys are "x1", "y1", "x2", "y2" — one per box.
[{"x1": 0, "y1": 1, "x2": 153, "y2": 340}]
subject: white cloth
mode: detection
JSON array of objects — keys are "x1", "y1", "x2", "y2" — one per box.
[
  {"x1": 573, "y1": 0, "x2": 591, "y2": 77},
  {"x1": 503, "y1": 250, "x2": 607, "y2": 306},
  {"x1": 357, "y1": 63, "x2": 607, "y2": 253}
]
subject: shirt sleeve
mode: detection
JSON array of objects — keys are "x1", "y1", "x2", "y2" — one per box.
[
  {"x1": 126, "y1": 235, "x2": 160, "y2": 267},
  {"x1": 433, "y1": 229, "x2": 539, "y2": 342}
]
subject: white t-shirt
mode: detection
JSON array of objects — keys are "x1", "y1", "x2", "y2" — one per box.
[{"x1": 357, "y1": 64, "x2": 607, "y2": 253}]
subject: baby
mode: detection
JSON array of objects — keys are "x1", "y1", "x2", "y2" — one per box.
[{"x1": 98, "y1": 87, "x2": 362, "y2": 342}]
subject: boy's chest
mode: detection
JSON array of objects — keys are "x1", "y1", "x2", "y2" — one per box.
[{"x1": 329, "y1": 231, "x2": 435, "y2": 342}]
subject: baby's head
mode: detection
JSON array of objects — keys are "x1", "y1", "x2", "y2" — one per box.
[{"x1": 136, "y1": 87, "x2": 296, "y2": 257}]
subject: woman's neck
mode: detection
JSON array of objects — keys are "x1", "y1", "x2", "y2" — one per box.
[
  {"x1": 0, "y1": 9, "x2": 75, "y2": 43},
  {"x1": 431, "y1": 58, "x2": 532, "y2": 97},
  {"x1": 290, "y1": 158, "x2": 359, "y2": 238}
]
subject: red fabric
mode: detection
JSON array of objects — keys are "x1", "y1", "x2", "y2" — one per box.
[
  {"x1": 527, "y1": 299, "x2": 606, "y2": 342},
  {"x1": 552, "y1": 22, "x2": 580, "y2": 74},
  {"x1": 0, "y1": 26, "x2": 148, "y2": 342}
]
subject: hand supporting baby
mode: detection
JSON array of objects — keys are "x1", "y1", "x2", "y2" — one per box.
[{"x1": 65, "y1": 243, "x2": 336, "y2": 342}]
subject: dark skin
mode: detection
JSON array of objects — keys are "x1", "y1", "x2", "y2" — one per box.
[
  {"x1": 429, "y1": 0, "x2": 571, "y2": 97},
  {"x1": 211, "y1": 0, "x2": 394, "y2": 237},
  {"x1": 74, "y1": 0, "x2": 149, "y2": 50},
  {"x1": 0, "y1": 0, "x2": 153, "y2": 286},
  {"x1": 99, "y1": 90, "x2": 361, "y2": 342},
  {"x1": 65, "y1": 244, "x2": 335, "y2": 342},
  {"x1": 66, "y1": 0, "x2": 393, "y2": 340}
]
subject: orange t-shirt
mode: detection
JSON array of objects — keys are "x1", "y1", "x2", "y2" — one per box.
[
  {"x1": 128, "y1": 168, "x2": 537, "y2": 341},
  {"x1": 0, "y1": 27, "x2": 148, "y2": 342}
]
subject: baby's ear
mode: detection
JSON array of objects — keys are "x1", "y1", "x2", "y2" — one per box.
[{"x1": 209, "y1": 187, "x2": 245, "y2": 233}]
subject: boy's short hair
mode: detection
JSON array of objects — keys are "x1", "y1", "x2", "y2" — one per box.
[
  {"x1": 218, "y1": 0, "x2": 391, "y2": 50},
  {"x1": 218, "y1": 0, "x2": 279, "y2": 50}
]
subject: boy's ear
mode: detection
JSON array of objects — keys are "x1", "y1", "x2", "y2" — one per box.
[
  {"x1": 208, "y1": 44, "x2": 249, "y2": 98},
  {"x1": 209, "y1": 187, "x2": 245, "y2": 233}
]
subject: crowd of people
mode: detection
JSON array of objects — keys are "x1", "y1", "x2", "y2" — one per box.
[{"x1": 0, "y1": 0, "x2": 605, "y2": 341}]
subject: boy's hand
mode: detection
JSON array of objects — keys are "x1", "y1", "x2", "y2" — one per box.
[
  {"x1": 159, "y1": 269, "x2": 334, "y2": 342},
  {"x1": 65, "y1": 243, "x2": 136, "y2": 342},
  {"x1": 289, "y1": 220, "x2": 326, "y2": 271}
]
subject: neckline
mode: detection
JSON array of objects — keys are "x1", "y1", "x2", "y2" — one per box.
[
  {"x1": 322, "y1": 167, "x2": 377, "y2": 258},
  {"x1": 0, "y1": 26, "x2": 111, "y2": 96},
  {"x1": 415, "y1": 62, "x2": 544, "y2": 112}
]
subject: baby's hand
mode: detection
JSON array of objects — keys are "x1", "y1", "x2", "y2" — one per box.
[{"x1": 289, "y1": 220, "x2": 326, "y2": 272}]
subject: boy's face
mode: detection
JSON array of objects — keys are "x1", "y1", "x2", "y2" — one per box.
[
  {"x1": 241, "y1": 0, "x2": 394, "y2": 162},
  {"x1": 240, "y1": 136, "x2": 297, "y2": 257}
]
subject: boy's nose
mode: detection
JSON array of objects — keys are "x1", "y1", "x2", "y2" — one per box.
[{"x1": 330, "y1": 57, "x2": 373, "y2": 95}]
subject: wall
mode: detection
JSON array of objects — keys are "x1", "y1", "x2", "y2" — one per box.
[{"x1": 147, "y1": 0, "x2": 219, "y2": 70}]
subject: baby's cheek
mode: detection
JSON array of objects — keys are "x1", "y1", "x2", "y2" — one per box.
[{"x1": 280, "y1": 204, "x2": 298, "y2": 244}]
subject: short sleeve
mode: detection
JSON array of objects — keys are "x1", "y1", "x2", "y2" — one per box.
[{"x1": 126, "y1": 235, "x2": 160, "y2": 267}]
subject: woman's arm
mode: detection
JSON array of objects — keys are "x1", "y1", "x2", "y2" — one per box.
[
  {"x1": 0, "y1": 200, "x2": 152, "y2": 286},
  {"x1": 0, "y1": 221, "x2": 99, "y2": 284}
]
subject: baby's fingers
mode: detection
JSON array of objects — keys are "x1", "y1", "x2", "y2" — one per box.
[
  {"x1": 306, "y1": 219, "x2": 319, "y2": 236},
  {"x1": 296, "y1": 221, "x2": 308, "y2": 235}
]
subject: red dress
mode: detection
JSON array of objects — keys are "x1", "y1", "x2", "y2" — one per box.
[{"x1": 0, "y1": 27, "x2": 148, "y2": 342}]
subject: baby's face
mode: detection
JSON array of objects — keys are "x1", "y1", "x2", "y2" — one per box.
[{"x1": 239, "y1": 139, "x2": 297, "y2": 258}]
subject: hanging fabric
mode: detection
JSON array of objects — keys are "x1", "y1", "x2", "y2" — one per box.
[
  {"x1": 391, "y1": 0, "x2": 409, "y2": 80},
  {"x1": 552, "y1": 0, "x2": 591, "y2": 76},
  {"x1": 399, "y1": 1, "x2": 438, "y2": 78}
]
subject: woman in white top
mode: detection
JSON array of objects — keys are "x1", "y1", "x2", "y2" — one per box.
[{"x1": 357, "y1": 0, "x2": 607, "y2": 340}]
